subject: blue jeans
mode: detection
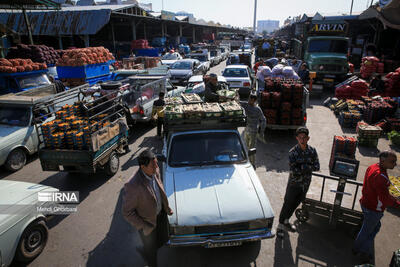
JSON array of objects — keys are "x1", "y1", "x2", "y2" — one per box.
[{"x1": 353, "y1": 205, "x2": 384, "y2": 255}]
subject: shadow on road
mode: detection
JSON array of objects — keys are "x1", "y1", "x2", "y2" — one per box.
[
  {"x1": 86, "y1": 189, "x2": 143, "y2": 267},
  {"x1": 357, "y1": 145, "x2": 380, "y2": 158},
  {"x1": 257, "y1": 130, "x2": 297, "y2": 172},
  {"x1": 274, "y1": 231, "x2": 295, "y2": 267},
  {"x1": 121, "y1": 136, "x2": 162, "y2": 171}
]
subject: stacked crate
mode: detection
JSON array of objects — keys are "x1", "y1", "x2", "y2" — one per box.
[
  {"x1": 329, "y1": 135, "x2": 357, "y2": 171},
  {"x1": 357, "y1": 122, "x2": 382, "y2": 147}
]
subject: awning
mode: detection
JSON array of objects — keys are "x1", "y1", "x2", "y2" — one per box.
[{"x1": 360, "y1": 0, "x2": 400, "y2": 30}]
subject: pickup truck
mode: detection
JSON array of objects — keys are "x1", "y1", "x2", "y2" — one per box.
[
  {"x1": 159, "y1": 117, "x2": 275, "y2": 248},
  {"x1": 0, "y1": 84, "x2": 60, "y2": 171},
  {"x1": 0, "y1": 70, "x2": 55, "y2": 95}
]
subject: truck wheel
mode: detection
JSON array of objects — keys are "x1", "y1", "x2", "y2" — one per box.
[
  {"x1": 5, "y1": 148, "x2": 27, "y2": 172},
  {"x1": 16, "y1": 220, "x2": 48, "y2": 263},
  {"x1": 105, "y1": 152, "x2": 119, "y2": 176}
]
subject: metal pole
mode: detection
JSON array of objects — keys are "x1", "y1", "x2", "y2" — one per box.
[
  {"x1": 22, "y1": 8, "x2": 34, "y2": 45},
  {"x1": 253, "y1": 0, "x2": 257, "y2": 33},
  {"x1": 350, "y1": 0, "x2": 354, "y2": 15}
]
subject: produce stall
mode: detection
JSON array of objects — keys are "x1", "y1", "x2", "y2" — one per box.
[
  {"x1": 34, "y1": 84, "x2": 129, "y2": 176},
  {"x1": 260, "y1": 78, "x2": 309, "y2": 130},
  {"x1": 6, "y1": 44, "x2": 60, "y2": 66}
]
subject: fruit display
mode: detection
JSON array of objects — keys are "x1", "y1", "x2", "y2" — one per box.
[
  {"x1": 0, "y1": 58, "x2": 47, "y2": 73},
  {"x1": 165, "y1": 96, "x2": 184, "y2": 105},
  {"x1": 384, "y1": 68, "x2": 400, "y2": 97},
  {"x1": 356, "y1": 121, "x2": 381, "y2": 147},
  {"x1": 56, "y1": 47, "x2": 115, "y2": 66},
  {"x1": 335, "y1": 79, "x2": 368, "y2": 100},
  {"x1": 389, "y1": 176, "x2": 400, "y2": 198},
  {"x1": 182, "y1": 103, "x2": 204, "y2": 119},
  {"x1": 329, "y1": 135, "x2": 357, "y2": 171},
  {"x1": 219, "y1": 101, "x2": 243, "y2": 116},
  {"x1": 388, "y1": 130, "x2": 400, "y2": 146},
  {"x1": 182, "y1": 93, "x2": 203, "y2": 104},
  {"x1": 360, "y1": 56, "x2": 380, "y2": 79},
  {"x1": 203, "y1": 103, "x2": 223, "y2": 117},
  {"x1": 164, "y1": 105, "x2": 184, "y2": 120},
  {"x1": 7, "y1": 44, "x2": 60, "y2": 66}
]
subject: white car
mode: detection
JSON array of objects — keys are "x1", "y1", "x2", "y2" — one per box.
[
  {"x1": 161, "y1": 52, "x2": 183, "y2": 67},
  {"x1": 159, "y1": 127, "x2": 275, "y2": 247},
  {"x1": 0, "y1": 180, "x2": 59, "y2": 266},
  {"x1": 185, "y1": 75, "x2": 228, "y2": 95},
  {"x1": 222, "y1": 65, "x2": 255, "y2": 98}
]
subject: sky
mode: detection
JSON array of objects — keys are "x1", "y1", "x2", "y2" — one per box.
[{"x1": 139, "y1": 0, "x2": 373, "y2": 27}]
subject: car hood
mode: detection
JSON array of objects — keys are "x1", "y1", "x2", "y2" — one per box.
[
  {"x1": 171, "y1": 165, "x2": 268, "y2": 226},
  {"x1": 161, "y1": 60, "x2": 178, "y2": 66},
  {"x1": 169, "y1": 69, "x2": 192, "y2": 76},
  {"x1": 0, "y1": 180, "x2": 58, "y2": 210}
]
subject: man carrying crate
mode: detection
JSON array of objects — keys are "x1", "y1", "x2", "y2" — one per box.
[
  {"x1": 353, "y1": 150, "x2": 400, "y2": 263},
  {"x1": 277, "y1": 127, "x2": 320, "y2": 236}
]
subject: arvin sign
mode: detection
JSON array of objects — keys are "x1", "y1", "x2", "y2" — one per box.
[{"x1": 310, "y1": 23, "x2": 347, "y2": 33}]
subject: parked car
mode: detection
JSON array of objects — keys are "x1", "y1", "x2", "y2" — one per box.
[
  {"x1": 222, "y1": 65, "x2": 255, "y2": 98},
  {"x1": 161, "y1": 52, "x2": 183, "y2": 67},
  {"x1": 185, "y1": 75, "x2": 228, "y2": 96},
  {"x1": 188, "y1": 50, "x2": 211, "y2": 73},
  {"x1": 0, "y1": 180, "x2": 58, "y2": 266},
  {"x1": 159, "y1": 121, "x2": 275, "y2": 248},
  {"x1": 167, "y1": 59, "x2": 203, "y2": 85}
]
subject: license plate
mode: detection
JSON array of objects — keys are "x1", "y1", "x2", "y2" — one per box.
[
  {"x1": 205, "y1": 241, "x2": 242, "y2": 248},
  {"x1": 230, "y1": 82, "x2": 241, "y2": 86},
  {"x1": 171, "y1": 80, "x2": 178, "y2": 83},
  {"x1": 323, "y1": 78, "x2": 334, "y2": 83}
]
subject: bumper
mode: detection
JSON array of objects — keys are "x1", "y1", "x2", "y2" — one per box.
[{"x1": 167, "y1": 228, "x2": 275, "y2": 247}]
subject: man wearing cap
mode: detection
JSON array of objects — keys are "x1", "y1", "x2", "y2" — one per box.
[
  {"x1": 241, "y1": 93, "x2": 266, "y2": 169},
  {"x1": 152, "y1": 91, "x2": 165, "y2": 138},
  {"x1": 122, "y1": 149, "x2": 173, "y2": 267},
  {"x1": 277, "y1": 127, "x2": 319, "y2": 235},
  {"x1": 204, "y1": 73, "x2": 224, "y2": 102}
]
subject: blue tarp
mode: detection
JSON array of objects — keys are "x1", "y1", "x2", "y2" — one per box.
[{"x1": 0, "y1": 9, "x2": 111, "y2": 35}]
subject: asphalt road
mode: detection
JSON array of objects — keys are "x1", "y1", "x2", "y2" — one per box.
[{"x1": 6, "y1": 59, "x2": 400, "y2": 267}]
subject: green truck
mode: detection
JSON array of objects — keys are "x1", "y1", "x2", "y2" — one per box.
[{"x1": 291, "y1": 20, "x2": 350, "y2": 93}]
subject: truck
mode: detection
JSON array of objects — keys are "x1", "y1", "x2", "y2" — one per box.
[
  {"x1": 0, "y1": 69, "x2": 56, "y2": 95},
  {"x1": 34, "y1": 84, "x2": 129, "y2": 176},
  {"x1": 159, "y1": 103, "x2": 275, "y2": 247},
  {"x1": 291, "y1": 20, "x2": 350, "y2": 93}
]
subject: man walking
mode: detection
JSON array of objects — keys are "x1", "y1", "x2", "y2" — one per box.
[
  {"x1": 241, "y1": 93, "x2": 266, "y2": 169},
  {"x1": 277, "y1": 127, "x2": 319, "y2": 236},
  {"x1": 122, "y1": 149, "x2": 173, "y2": 267},
  {"x1": 353, "y1": 150, "x2": 400, "y2": 263},
  {"x1": 153, "y1": 92, "x2": 165, "y2": 138}
]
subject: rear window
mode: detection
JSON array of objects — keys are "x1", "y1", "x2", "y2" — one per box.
[{"x1": 223, "y1": 68, "x2": 248, "y2": 78}]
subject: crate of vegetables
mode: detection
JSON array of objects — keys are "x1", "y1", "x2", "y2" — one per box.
[
  {"x1": 202, "y1": 103, "x2": 223, "y2": 118},
  {"x1": 164, "y1": 105, "x2": 184, "y2": 121}
]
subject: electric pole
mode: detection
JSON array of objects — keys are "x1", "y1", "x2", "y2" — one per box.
[{"x1": 253, "y1": 0, "x2": 257, "y2": 33}]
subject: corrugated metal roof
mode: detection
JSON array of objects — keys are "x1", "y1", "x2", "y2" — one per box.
[{"x1": 0, "y1": 8, "x2": 111, "y2": 35}]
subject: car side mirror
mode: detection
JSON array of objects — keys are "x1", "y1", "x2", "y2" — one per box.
[
  {"x1": 248, "y1": 148, "x2": 256, "y2": 156},
  {"x1": 157, "y1": 154, "x2": 166, "y2": 162}
]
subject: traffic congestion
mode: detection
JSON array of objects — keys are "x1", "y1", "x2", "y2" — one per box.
[{"x1": 0, "y1": 0, "x2": 400, "y2": 267}]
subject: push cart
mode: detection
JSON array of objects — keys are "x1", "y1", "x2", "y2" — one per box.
[{"x1": 295, "y1": 157, "x2": 364, "y2": 229}]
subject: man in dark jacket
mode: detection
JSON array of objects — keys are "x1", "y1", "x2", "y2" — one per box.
[
  {"x1": 204, "y1": 73, "x2": 224, "y2": 102},
  {"x1": 353, "y1": 151, "x2": 400, "y2": 263},
  {"x1": 297, "y1": 63, "x2": 309, "y2": 83},
  {"x1": 153, "y1": 92, "x2": 165, "y2": 137},
  {"x1": 277, "y1": 127, "x2": 319, "y2": 236},
  {"x1": 122, "y1": 149, "x2": 173, "y2": 267}
]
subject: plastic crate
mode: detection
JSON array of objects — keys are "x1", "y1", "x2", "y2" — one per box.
[{"x1": 57, "y1": 61, "x2": 113, "y2": 79}]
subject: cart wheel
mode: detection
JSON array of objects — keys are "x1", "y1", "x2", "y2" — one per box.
[
  {"x1": 295, "y1": 208, "x2": 309, "y2": 223},
  {"x1": 105, "y1": 152, "x2": 119, "y2": 176}
]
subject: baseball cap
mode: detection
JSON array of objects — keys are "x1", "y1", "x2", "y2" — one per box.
[{"x1": 296, "y1": 126, "x2": 309, "y2": 136}]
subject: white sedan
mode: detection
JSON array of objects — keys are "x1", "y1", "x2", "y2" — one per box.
[
  {"x1": 161, "y1": 52, "x2": 183, "y2": 67},
  {"x1": 222, "y1": 65, "x2": 255, "y2": 98},
  {"x1": 0, "y1": 180, "x2": 59, "y2": 266}
]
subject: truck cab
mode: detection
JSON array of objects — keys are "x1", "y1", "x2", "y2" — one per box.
[{"x1": 0, "y1": 70, "x2": 54, "y2": 95}]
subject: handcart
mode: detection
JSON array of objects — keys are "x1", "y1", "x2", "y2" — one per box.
[{"x1": 295, "y1": 157, "x2": 364, "y2": 229}]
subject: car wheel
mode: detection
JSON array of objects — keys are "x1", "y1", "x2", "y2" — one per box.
[
  {"x1": 5, "y1": 148, "x2": 27, "y2": 172},
  {"x1": 105, "y1": 152, "x2": 119, "y2": 176},
  {"x1": 16, "y1": 220, "x2": 48, "y2": 262}
]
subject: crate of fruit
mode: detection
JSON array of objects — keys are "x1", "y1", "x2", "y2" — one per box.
[
  {"x1": 356, "y1": 122, "x2": 382, "y2": 138},
  {"x1": 182, "y1": 93, "x2": 203, "y2": 104},
  {"x1": 165, "y1": 96, "x2": 184, "y2": 105},
  {"x1": 216, "y1": 89, "x2": 236, "y2": 100},
  {"x1": 182, "y1": 103, "x2": 204, "y2": 119},
  {"x1": 164, "y1": 105, "x2": 184, "y2": 120},
  {"x1": 202, "y1": 103, "x2": 223, "y2": 118},
  {"x1": 220, "y1": 101, "x2": 243, "y2": 117}
]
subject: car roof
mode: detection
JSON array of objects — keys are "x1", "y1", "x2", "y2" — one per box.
[{"x1": 224, "y1": 65, "x2": 249, "y2": 69}]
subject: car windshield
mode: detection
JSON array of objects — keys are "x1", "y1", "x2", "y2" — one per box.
[
  {"x1": 223, "y1": 68, "x2": 248, "y2": 77},
  {"x1": 308, "y1": 39, "x2": 348, "y2": 54},
  {"x1": 162, "y1": 53, "x2": 179, "y2": 60},
  {"x1": 210, "y1": 51, "x2": 218, "y2": 57},
  {"x1": 241, "y1": 45, "x2": 251, "y2": 49},
  {"x1": 191, "y1": 55, "x2": 207, "y2": 62},
  {"x1": 0, "y1": 106, "x2": 31, "y2": 127},
  {"x1": 169, "y1": 132, "x2": 246, "y2": 166},
  {"x1": 16, "y1": 74, "x2": 51, "y2": 89},
  {"x1": 171, "y1": 61, "x2": 191, "y2": 69}
]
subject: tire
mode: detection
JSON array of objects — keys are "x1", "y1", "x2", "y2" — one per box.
[
  {"x1": 5, "y1": 148, "x2": 27, "y2": 172},
  {"x1": 16, "y1": 220, "x2": 48, "y2": 263},
  {"x1": 295, "y1": 208, "x2": 309, "y2": 223},
  {"x1": 105, "y1": 152, "x2": 119, "y2": 176}
]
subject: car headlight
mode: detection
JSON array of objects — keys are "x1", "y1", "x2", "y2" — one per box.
[
  {"x1": 249, "y1": 218, "x2": 273, "y2": 230},
  {"x1": 170, "y1": 225, "x2": 195, "y2": 235}
]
